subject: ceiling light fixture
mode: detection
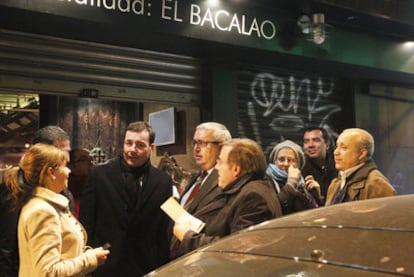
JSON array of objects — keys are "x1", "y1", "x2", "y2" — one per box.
[{"x1": 298, "y1": 13, "x2": 327, "y2": 44}]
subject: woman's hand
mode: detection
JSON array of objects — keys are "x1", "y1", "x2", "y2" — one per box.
[
  {"x1": 88, "y1": 247, "x2": 110, "y2": 266},
  {"x1": 287, "y1": 166, "x2": 301, "y2": 188}
]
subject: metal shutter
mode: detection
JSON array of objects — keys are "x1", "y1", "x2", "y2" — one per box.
[{"x1": 0, "y1": 29, "x2": 201, "y2": 104}]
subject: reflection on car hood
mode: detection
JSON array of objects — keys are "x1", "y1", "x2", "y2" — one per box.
[{"x1": 148, "y1": 195, "x2": 414, "y2": 277}]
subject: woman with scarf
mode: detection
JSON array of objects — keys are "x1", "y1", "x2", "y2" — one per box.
[{"x1": 266, "y1": 140, "x2": 321, "y2": 215}]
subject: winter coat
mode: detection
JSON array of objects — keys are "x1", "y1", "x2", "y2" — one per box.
[
  {"x1": 18, "y1": 187, "x2": 98, "y2": 277},
  {"x1": 325, "y1": 159, "x2": 396, "y2": 205},
  {"x1": 178, "y1": 174, "x2": 282, "y2": 256}
]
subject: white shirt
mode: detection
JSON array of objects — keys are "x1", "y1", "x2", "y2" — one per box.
[
  {"x1": 180, "y1": 168, "x2": 213, "y2": 206},
  {"x1": 338, "y1": 163, "x2": 365, "y2": 190}
]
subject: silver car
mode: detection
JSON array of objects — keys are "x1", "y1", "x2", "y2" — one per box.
[{"x1": 148, "y1": 195, "x2": 414, "y2": 276}]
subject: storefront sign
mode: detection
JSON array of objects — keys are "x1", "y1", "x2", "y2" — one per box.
[{"x1": 1, "y1": 0, "x2": 283, "y2": 47}]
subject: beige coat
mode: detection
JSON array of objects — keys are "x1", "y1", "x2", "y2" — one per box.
[
  {"x1": 18, "y1": 187, "x2": 98, "y2": 277},
  {"x1": 325, "y1": 159, "x2": 396, "y2": 205}
]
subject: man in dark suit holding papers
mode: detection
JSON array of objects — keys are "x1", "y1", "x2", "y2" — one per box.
[{"x1": 172, "y1": 138, "x2": 282, "y2": 256}]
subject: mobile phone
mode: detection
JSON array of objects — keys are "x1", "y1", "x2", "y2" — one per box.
[{"x1": 102, "y1": 242, "x2": 111, "y2": 250}]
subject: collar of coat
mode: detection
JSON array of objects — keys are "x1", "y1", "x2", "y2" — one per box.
[
  {"x1": 345, "y1": 158, "x2": 377, "y2": 187},
  {"x1": 32, "y1": 186, "x2": 69, "y2": 211},
  {"x1": 222, "y1": 174, "x2": 261, "y2": 194}
]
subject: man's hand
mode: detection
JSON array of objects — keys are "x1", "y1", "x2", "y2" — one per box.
[
  {"x1": 304, "y1": 175, "x2": 322, "y2": 199},
  {"x1": 173, "y1": 221, "x2": 191, "y2": 241}
]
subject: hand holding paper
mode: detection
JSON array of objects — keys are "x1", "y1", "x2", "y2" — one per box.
[
  {"x1": 161, "y1": 197, "x2": 205, "y2": 240},
  {"x1": 173, "y1": 219, "x2": 191, "y2": 241}
]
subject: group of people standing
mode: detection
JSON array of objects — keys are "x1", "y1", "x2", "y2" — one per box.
[
  {"x1": 0, "y1": 121, "x2": 396, "y2": 277},
  {"x1": 169, "y1": 123, "x2": 396, "y2": 259}
]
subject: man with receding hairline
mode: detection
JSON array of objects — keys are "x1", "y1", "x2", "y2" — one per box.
[{"x1": 325, "y1": 128, "x2": 396, "y2": 205}]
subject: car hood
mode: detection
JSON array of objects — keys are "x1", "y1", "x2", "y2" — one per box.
[{"x1": 149, "y1": 195, "x2": 414, "y2": 276}]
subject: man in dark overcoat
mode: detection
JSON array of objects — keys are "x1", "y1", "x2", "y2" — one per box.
[{"x1": 80, "y1": 121, "x2": 173, "y2": 276}]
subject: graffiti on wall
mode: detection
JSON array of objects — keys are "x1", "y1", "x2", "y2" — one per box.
[{"x1": 238, "y1": 70, "x2": 351, "y2": 155}]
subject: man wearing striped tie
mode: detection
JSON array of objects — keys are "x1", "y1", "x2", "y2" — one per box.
[
  {"x1": 170, "y1": 122, "x2": 231, "y2": 259},
  {"x1": 179, "y1": 122, "x2": 232, "y2": 214}
]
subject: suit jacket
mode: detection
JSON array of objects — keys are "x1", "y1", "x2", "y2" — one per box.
[
  {"x1": 325, "y1": 159, "x2": 396, "y2": 205},
  {"x1": 178, "y1": 174, "x2": 282, "y2": 256},
  {"x1": 79, "y1": 157, "x2": 173, "y2": 277},
  {"x1": 181, "y1": 169, "x2": 222, "y2": 215}
]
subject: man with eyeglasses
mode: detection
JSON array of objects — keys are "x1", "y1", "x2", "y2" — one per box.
[
  {"x1": 68, "y1": 148, "x2": 94, "y2": 218},
  {"x1": 172, "y1": 138, "x2": 282, "y2": 257},
  {"x1": 79, "y1": 121, "x2": 173, "y2": 276},
  {"x1": 180, "y1": 122, "x2": 231, "y2": 213},
  {"x1": 170, "y1": 122, "x2": 231, "y2": 259}
]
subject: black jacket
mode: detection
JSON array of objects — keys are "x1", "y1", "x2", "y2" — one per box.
[
  {"x1": 79, "y1": 157, "x2": 173, "y2": 276},
  {"x1": 178, "y1": 175, "x2": 282, "y2": 256},
  {"x1": 0, "y1": 184, "x2": 19, "y2": 277},
  {"x1": 302, "y1": 155, "x2": 337, "y2": 202}
]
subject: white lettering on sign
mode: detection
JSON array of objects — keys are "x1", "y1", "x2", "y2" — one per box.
[
  {"x1": 56, "y1": 0, "x2": 277, "y2": 40},
  {"x1": 161, "y1": 0, "x2": 182, "y2": 22},
  {"x1": 190, "y1": 4, "x2": 276, "y2": 40},
  {"x1": 57, "y1": 0, "x2": 146, "y2": 15}
]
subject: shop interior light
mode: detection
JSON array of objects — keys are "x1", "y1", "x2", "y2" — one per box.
[{"x1": 207, "y1": 0, "x2": 219, "y2": 7}]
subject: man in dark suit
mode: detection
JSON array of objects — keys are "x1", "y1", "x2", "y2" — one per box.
[
  {"x1": 170, "y1": 122, "x2": 231, "y2": 258},
  {"x1": 180, "y1": 122, "x2": 231, "y2": 214},
  {"x1": 173, "y1": 138, "x2": 282, "y2": 256},
  {"x1": 79, "y1": 121, "x2": 173, "y2": 276}
]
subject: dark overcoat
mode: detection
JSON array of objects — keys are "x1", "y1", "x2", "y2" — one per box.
[
  {"x1": 79, "y1": 157, "x2": 172, "y2": 277},
  {"x1": 178, "y1": 174, "x2": 282, "y2": 256}
]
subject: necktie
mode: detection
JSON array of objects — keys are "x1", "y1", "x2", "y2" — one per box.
[
  {"x1": 184, "y1": 171, "x2": 208, "y2": 206},
  {"x1": 333, "y1": 173, "x2": 348, "y2": 204},
  {"x1": 170, "y1": 171, "x2": 207, "y2": 259}
]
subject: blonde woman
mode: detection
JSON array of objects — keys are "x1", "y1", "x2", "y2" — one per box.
[{"x1": 3, "y1": 143, "x2": 109, "y2": 276}]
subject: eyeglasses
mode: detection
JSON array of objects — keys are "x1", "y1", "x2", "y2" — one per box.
[
  {"x1": 276, "y1": 157, "x2": 297, "y2": 164},
  {"x1": 191, "y1": 140, "x2": 219, "y2": 148}
]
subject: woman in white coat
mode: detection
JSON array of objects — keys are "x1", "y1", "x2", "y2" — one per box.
[{"x1": 3, "y1": 143, "x2": 109, "y2": 276}]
